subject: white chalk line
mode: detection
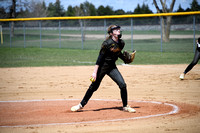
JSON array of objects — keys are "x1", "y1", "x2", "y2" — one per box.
[{"x1": 0, "y1": 99, "x2": 179, "y2": 128}]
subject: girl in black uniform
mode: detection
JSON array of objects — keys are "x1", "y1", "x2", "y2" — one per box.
[
  {"x1": 71, "y1": 25, "x2": 136, "y2": 113},
  {"x1": 180, "y1": 37, "x2": 200, "y2": 80}
]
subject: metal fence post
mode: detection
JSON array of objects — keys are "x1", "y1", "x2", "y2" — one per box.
[
  {"x1": 193, "y1": 15, "x2": 196, "y2": 53},
  {"x1": 131, "y1": 18, "x2": 133, "y2": 50},
  {"x1": 0, "y1": 25, "x2": 2, "y2": 45},
  {"x1": 23, "y1": 21, "x2": 26, "y2": 48},
  {"x1": 9, "y1": 22, "x2": 11, "y2": 48},
  {"x1": 160, "y1": 17, "x2": 163, "y2": 52},
  {"x1": 80, "y1": 20, "x2": 84, "y2": 49},
  {"x1": 59, "y1": 20, "x2": 61, "y2": 48},
  {"x1": 104, "y1": 19, "x2": 107, "y2": 39},
  {"x1": 39, "y1": 21, "x2": 42, "y2": 48}
]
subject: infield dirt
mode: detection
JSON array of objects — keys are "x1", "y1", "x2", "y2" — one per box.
[{"x1": 0, "y1": 64, "x2": 199, "y2": 133}]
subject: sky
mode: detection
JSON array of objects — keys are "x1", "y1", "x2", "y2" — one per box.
[
  {"x1": 0, "y1": 0, "x2": 198, "y2": 13},
  {"x1": 44, "y1": 0, "x2": 196, "y2": 13}
]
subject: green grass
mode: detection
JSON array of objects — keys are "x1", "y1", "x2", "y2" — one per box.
[
  {"x1": 1, "y1": 35, "x2": 195, "y2": 53},
  {"x1": 1, "y1": 29, "x2": 198, "y2": 67},
  {"x1": 1, "y1": 29, "x2": 198, "y2": 52},
  {"x1": 0, "y1": 47, "x2": 197, "y2": 68},
  {"x1": 0, "y1": 48, "x2": 98, "y2": 67}
]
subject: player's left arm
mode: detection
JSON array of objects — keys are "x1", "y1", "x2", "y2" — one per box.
[{"x1": 119, "y1": 50, "x2": 136, "y2": 64}]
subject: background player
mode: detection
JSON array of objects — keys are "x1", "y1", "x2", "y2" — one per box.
[
  {"x1": 180, "y1": 37, "x2": 200, "y2": 80},
  {"x1": 71, "y1": 25, "x2": 136, "y2": 113}
]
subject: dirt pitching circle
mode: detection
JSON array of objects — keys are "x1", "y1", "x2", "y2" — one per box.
[{"x1": 0, "y1": 99, "x2": 180, "y2": 127}]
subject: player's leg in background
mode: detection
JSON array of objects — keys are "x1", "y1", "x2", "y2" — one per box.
[
  {"x1": 184, "y1": 48, "x2": 200, "y2": 74},
  {"x1": 180, "y1": 48, "x2": 200, "y2": 80}
]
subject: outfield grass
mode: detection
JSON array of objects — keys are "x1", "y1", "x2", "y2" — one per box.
[
  {"x1": 0, "y1": 48, "x2": 197, "y2": 68},
  {"x1": 1, "y1": 35, "x2": 195, "y2": 52},
  {"x1": 1, "y1": 29, "x2": 198, "y2": 67},
  {"x1": 1, "y1": 28, "x2": 198, "y2": 53}
]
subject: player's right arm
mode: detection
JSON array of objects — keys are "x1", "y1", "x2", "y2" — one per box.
[
  {"x1": 91, "y1": 65, "x2": 99, "y2": 81},
  {"x1": 91, "y1": 41, "x2": 108, "y2": 81}
]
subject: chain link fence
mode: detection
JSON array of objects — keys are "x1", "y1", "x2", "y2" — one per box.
[{"x1": 0, "y1": 14, "x2": 200, "y2": 52}]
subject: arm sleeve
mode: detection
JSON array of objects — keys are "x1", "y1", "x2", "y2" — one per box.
[{"x1": 96, "y1": 41, "x2": 108, "y2": 65}]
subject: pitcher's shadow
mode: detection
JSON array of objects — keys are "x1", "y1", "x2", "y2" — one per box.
[{"x1": 82, "y1": 106, "x2": 140, "y2": 112}]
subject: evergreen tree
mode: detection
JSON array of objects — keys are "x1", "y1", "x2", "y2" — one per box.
[
  {"x1": 142, "y1": 3, "x2": 153, "y2": 14},
  {"x1": 97, "y1": 5, "x2": 106, "y2": 16},
  {"x1": 79, "y1": 1, "x2": 96, "y2": 16},
  {"x1": 134, "y1": 3, "x2": 152, "y2": 14},
  {"x1": 114, "y1": 9, "x2": 125, "y2": 15},
  {"x1": 47, "y1": 3, "x2": 55, "y2": 17},
  {"x1": 176, "y1": 4, "x2": 185, "y2": 12},
  {"x1": 104, "y1": 5, "x2": 114, "y2": 15},
  {"x1": 54, "y1": 0, "x2": 65, "y2": 16},
  {"x1": 190, "y1": 0, "x2": 200, "y2": 11},
  {"x1": 47, "y1": 0, "x2": 65, "y2": 17},
  {"x1": 66, "y1": 5, "x2": 75, "y2": 16},
  {"x1": 134, "y1": 4, "x2": 141, "y2": 14}
]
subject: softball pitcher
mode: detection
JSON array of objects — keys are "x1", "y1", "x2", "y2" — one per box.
[{"x1": 71, "y1": 25, "x2": 136, "y2": 113}]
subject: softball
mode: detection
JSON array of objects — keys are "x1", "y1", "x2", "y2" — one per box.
[{"x1": 90, "y1": 77, "x2": 95, "y2": 82}]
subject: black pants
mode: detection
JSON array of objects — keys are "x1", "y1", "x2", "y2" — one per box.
[
  {"x1": 80, "y1": 65, "x2": 127, "y2": 107},
  {"x1": 184, "y1": 48, "x2": 200, "y2": 74}
]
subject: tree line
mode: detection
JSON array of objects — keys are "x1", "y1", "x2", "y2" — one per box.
[{"x1": 0, "y1": 0, "x2": 199, "y2": 19}]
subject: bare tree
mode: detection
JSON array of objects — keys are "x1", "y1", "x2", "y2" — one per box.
[
  {"x1": 29, "y1": 0, "x2": 47, "y2": 17},
  {"x1": 74, "y1": 1, "x2": 96, "y2": 41},
  {"x1": 24, "y1": 0, "x2": 47, "y2": 26},
  {"x1": 8, "y1": 0, "x2": 46, "y2": 36},
  {"x1": 8, "y1": 0, "x2": 29, "y2": 37},
  {"x1": 74, "y1": 6, "x2": 86, "y2": 41},
  {"x1": 153, "y1": 0, "x2": 176, "y2": 42}
]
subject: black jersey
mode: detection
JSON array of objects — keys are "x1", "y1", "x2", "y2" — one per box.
[{"x1": 96, "y1": 38, "x2": 125, "y2": 66}]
